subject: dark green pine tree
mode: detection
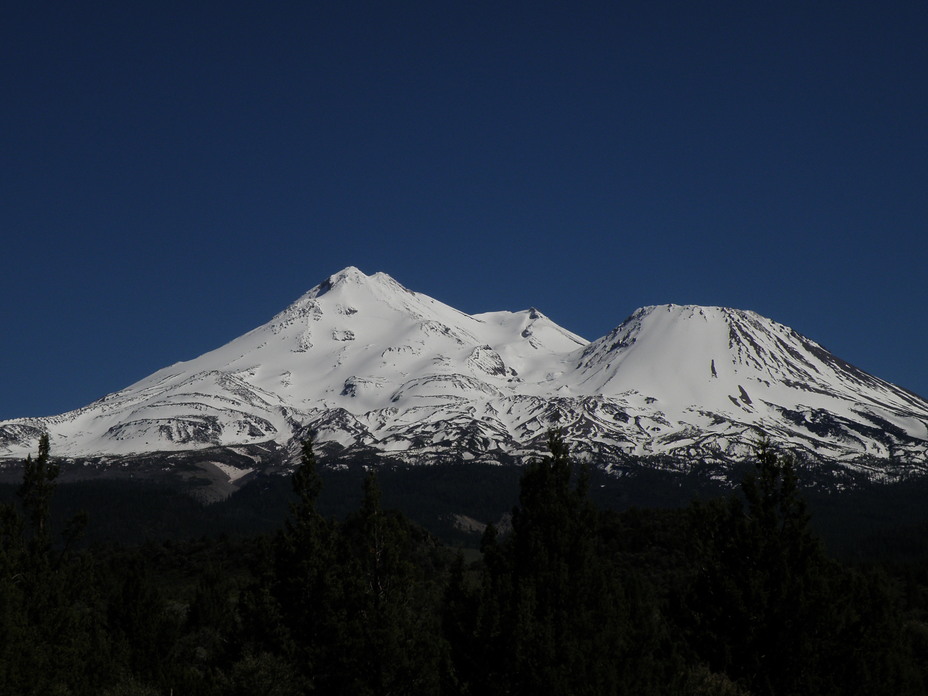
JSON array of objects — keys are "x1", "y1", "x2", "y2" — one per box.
[
  {"x1": 335, "y1": 470, "x2": 444, "y2": 696},
  {"x1": 441, "y1": 550, "x2": 481, "y2": 695},
  {"x1": 683, "y1": 440, "x2": 899, "y2": 696},
  {"x1": 0, "y1": 434, "x2": 117, "y2": 695},
  {"x1": 263, "y1": 436, "x2": 337, "y2": 690},
  {"x1": 736, "y1": 441, "x2": 824, "y2": 695},
  {"x1": 6, "y1": 434, "x2": 67, "y2": 693},
  {"x1": 466, "y1": 430, "x2": 634, "y2": 696},
  {"x1": 18, "y1": 433, "x2": 59, "y2": 560}
]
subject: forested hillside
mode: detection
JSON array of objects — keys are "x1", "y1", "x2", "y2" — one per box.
[{"x1": 2, "y1": 434, "x2": 928, "y2": 695}]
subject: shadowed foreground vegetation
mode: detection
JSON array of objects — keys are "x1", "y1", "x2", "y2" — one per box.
[{"x1": 2, "y1": 433, "x2": 928, "y2": 695}]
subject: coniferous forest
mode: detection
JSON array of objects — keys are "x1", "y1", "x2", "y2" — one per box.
[{"x1": 3, "y1": 433, "x2": 928, "y2": 695}]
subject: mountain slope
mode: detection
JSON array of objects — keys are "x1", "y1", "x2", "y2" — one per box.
[
  {"x1": 566, "y1": 305, "x2": 928, "y2": 465},
  {"x1": 2, "y1": 268, "x2": 927, "y2": 482}
]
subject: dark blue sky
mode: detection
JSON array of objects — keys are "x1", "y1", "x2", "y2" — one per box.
[{"x1": 2, "y1": 1, "x2": 926, "y2": 420}]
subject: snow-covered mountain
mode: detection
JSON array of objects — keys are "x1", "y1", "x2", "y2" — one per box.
[{"x1": 2, "y1": 267, "x2": 927, "y2": 481}]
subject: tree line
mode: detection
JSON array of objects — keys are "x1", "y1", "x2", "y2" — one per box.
[{"x1": 1, "y1": 432, "x2": 928, "y2": 694}]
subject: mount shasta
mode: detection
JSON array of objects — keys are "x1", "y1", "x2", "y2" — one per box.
[{"x1": 2, "y1": 267, "x2": 927, "y2": 484}]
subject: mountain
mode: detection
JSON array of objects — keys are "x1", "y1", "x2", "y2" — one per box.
[{"x1": 2, "y1": 267, "x2": 927, "y2": 485}]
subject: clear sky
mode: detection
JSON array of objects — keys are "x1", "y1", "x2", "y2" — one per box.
[{"x1": 2, "y1": 1, "x2": 926, "y2": 420}]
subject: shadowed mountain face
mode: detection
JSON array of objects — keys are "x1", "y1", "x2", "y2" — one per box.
[{"x1": 2, "y1": 267, "x2": 927, "y2": 485}]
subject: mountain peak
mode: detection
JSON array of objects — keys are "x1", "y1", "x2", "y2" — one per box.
[
  {"x1": 308, "y1": 266, "x2": 413, "y2": 300},
  {"x1": 331, "y1": 265, "x2": 367, "y2": 281},
  {"x1": 314, "y1": 266, "x2": 371, "y2": 295}
]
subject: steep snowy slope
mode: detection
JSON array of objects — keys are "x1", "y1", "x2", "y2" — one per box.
[
  {"x1": 1, "y1": 268, "x2": 926, "y2": 479},
  {"x1": 564, "y1": 305, "x2": 928, "y2": 463}
]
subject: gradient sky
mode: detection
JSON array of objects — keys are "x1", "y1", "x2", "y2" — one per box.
[{"x1": 2, "y1": 1, "x2": 926, "y2": 420}]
